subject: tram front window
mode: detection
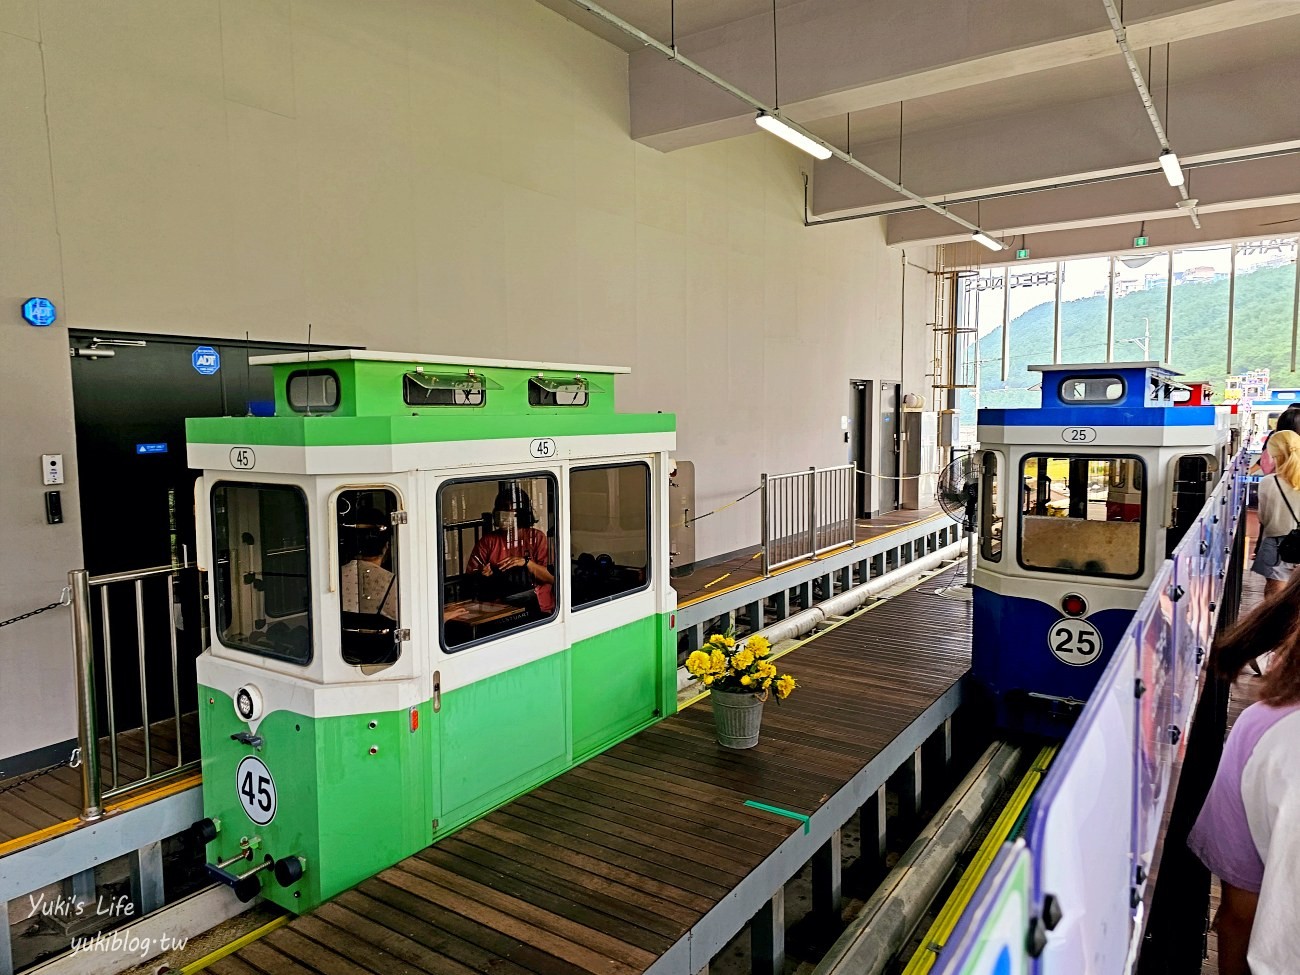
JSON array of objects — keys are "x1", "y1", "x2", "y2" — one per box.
[
  {"x1": 439, "y1": 474, "x2": 558, "y2": 650},
  {"x1": 212, "y1": 483, "x2": 311, "y2": 663},
  {"x1": 571, "y1": 463, "x2": 651, "y2": 608},
  {"x1": 337, "y1": 489, "x2": 401, "y2": 667},
  {"x1": 1018, "y1": 455, "x2": 1145, "y2": 579}
]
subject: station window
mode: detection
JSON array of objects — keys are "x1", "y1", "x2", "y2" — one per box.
[
  {"x1": 1018, "y1": 455, "x2": 1145, "y2": 579},
  {"x1": 1059, "y1": 376, "x2": 1124, "y2": 404},
  {"x1": 979, "y1": 451, "x2": 1002, "y2": 562},
  {"x1": 337, "y1": 489, "x2": 402, "y2": 668},
  {"x1": 439, "y1": 474, "x2": 558, "y2": 651},
  {"x1": 571, "y1": 463, "x2": 651, "y2": 609},
  {"x1": 212, "y1": 483, "x2": 311, "y2": 663},
  {"x1": 287, "y1": 370, "x2": 340, "y2": 413},
  {"x1": 403, "y1": 370, "x2": 496, "y2": 407},
  {"x1": 529, "y1": 376, "x2": 594, "y2": 408}
]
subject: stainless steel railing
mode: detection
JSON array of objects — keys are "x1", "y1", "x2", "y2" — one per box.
[
  {"x1": 760, "y1": 464, "x2": 856, "y2": 574},
  {"x1": 68, "y1": 562, "x2": 205, "y2": 819}
]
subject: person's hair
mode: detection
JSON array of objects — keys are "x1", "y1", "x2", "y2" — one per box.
[
  {"x1": 1212, "y1": 568, "x2": 1300, "y2": 705},
  {"x1": 1275, "y1": 404, "x2": 1300, "y2": 436},
  {"x1": 1267, "y1": 429, "x2": 1300, "y2": 490}
]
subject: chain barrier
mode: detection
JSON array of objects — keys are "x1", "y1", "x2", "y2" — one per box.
[
  {"x1": 0, "y1": 586, "x2": 72, "y2": 629},
  {"x1": 0, "y1": 750, "x2": 78, "y2": 796}
]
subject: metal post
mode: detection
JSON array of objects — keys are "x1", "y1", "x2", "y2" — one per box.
[
  {"x1": 760, "y1": 473, "x2": 770, "y2": 577},
  {"x1": 167, "y1": 573, "x2": 183, "y2": 767},
  {"x1": 1291, "y1": 237, "x2": 1300, "y2": 372},
  {"x1": 130, "y1": 841, "x2": 166, "y2": 914},
  {"x1": 861, "y1": 784, "x2": 887, "y2": 862},
  {"x1": 747, "y1": 601, "x2": 764, "y2": 633},
  {"x1": 807, "y1": 467, "x2": 818, "y2": 559},
  {"x1": 1053, "y1": 260, "x2": 1063, "y2": 363},
  {"x1": 1165, "y1": 250, "x2": 1175, "y2": 361},
  {"x1": 1000, "y1": 268, "x2": 1010, "y2": 382},
  {"x1": 69, "y1": 569, "x2": 103, "y2": 821},
  {"x1": 893, "y1": 748, "x2": 923, "y2": 834},
  {"x1": 1106, "y1": 255, "x2": 1116, "y2": 362},
  {"x1": 751, "y1": 889, "x2": 785, "y2": 975},
  {"x1": 100, "y1": 585, "x2": 119, "y2": 788},
  {"x1": 135, "y1": 578, "x2": 152, "y2": 777},
  {"x1": 1226, "y1": 242, "x2": 1238, "y2": 374}
]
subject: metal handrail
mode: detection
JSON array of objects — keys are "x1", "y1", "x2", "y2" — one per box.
[
  {"x1": 760, "y1": 464, "x2": 856, "y2": 575},
  {"x1": 68, "y1": 562, "x2": 204, "y2": 819}
]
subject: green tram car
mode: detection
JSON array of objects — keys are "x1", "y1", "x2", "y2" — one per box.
[{"x1": 186, "y1": 351, "x2": 678, "y2": 912}]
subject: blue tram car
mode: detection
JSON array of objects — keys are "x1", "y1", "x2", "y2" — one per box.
[{"x1": 972, "y1": 363, "x2": 1228, "y2": 734}]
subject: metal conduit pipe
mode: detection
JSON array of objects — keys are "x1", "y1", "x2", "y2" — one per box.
[
  {"x1": 757, "y1": 539, "x2": 965, "y2": 647},
  {"x1": 813, "y1": 741, "x2": 1026, "y2": 975}
]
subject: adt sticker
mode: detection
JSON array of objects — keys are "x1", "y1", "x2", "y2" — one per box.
[
  {"x1": 22, "y1": 298, "x2": 57, "y2": 327},
  {"x1": 192, "y1": 346, "x2": 221, "y2": 375}
]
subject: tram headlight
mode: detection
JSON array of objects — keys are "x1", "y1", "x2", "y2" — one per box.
[
  {"x1": 1060, "y1": 593, "x2": 1088, "y2": 618},
  {"x1": 235, "y1": 685, "x2": 263, "y2": 722}
]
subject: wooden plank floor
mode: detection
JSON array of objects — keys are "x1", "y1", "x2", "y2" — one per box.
[
  {"x1": 210, "y1": 567, "x2": 972, "y2": 975},
  {"x1": 673, "y1": 507, "x2": 945, "y2": 605},
  {"x1": 0, "y1": 712, "x2": 199, "y2": 848}
]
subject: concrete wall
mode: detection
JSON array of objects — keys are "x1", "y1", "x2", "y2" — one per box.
[{"x1": 0, "y1": 0, "x2": 933, "y2": 763}]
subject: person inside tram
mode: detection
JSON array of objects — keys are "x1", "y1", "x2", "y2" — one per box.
[
  {"x1": 1258, "y1": 404, "x2": 1300, "y2": 476},
  {"x1": 466, "y1": 483, "x2": 555, "y2": 618},
  {"x1": 340, "y1": 508, "x2": 397, "y2": 621},
  {"x1": 1191, "y1": 569, "x2": 1300, "y2": 975},
  {"x1": 1252, "y1": 430, "x2": 1300, "y2": 599}
]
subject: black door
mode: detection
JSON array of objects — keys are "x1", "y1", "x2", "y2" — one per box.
[{"x1": 68, "y1": 332, "x2": 331, "y2": 748}]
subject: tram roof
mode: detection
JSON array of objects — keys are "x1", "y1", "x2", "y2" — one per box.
[
  {"x1": 249, "y1": 349, "x2": 631, "y2": 375},
  {"x1": 1026, "y1": 361, "x2": 1180, "y2": 377}
]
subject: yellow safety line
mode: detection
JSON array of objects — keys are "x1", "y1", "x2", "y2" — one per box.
[
  {"x1": 703, "y1": 573, "x2": 731, "y2": 589},
  {"x1": 902, "y1": 744, "x2": 1058, "y2": 975},
  {"x1": 0, "y1": 772, "x2": 203, "y2": 858},
  {"x1": 678, "y1": 560, "x2": 945, "y2": 711},
  {"x1": 180, "y1": 914, "x2": 291, "y2": 974}
]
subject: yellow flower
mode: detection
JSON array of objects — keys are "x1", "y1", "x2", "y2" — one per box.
[
  {"x1": 757, "y1": 661, "x2": 777, "y2": 679},
  {"x1": 709, "y1": 634, "x2": 727, "y2": 647},
  {"x1": 710, "y1": 648, "x2": 727, "y2": 672},
  {"x1": 732, "y1": 649, "x2": 755, "y2": 670},
  {"x1": 747, "y1": 635, "x2": 771, "y2": 657},
  {"x1": 685, "y1": 651, "x2": 711, "y2": 676},
  {"x1": 723, "y1": 636, "x2": 735, "y2": 647},
  {"x1": 740, "y1": 675, "x2": 753, "y2": 686},
  {"x1": 775, "y1": 675, "x2": 797, "y2": 699},
  {"x1": 702, "y1": 675, "x2": 715, "y2": 686}
]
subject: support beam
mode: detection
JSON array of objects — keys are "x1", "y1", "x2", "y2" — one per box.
[
  {"x1": 893, "y1": 748, "x2": 924, "y2": 833},
  {"x1": 751, "y1": 889, "x2": 786, "y2": 975},
  {"x1": 812, "y1": 831, "x2": 844, "y2": 925},
  {"x1": 130, "y1": 841, "x2": 165, "y2": 915},
  {"x1": 861, "y1": 785, "x2": 888, "y2": 863}
]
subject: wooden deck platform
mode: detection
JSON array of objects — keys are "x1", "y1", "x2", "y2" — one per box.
[
  {"x1": 0, "y1": 713, "x2": 199, "y2": 854},
  {"x1": 208, "y1": 566, "x2": 972, "y2": 975}
]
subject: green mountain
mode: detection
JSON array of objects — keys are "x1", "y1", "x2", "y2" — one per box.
[{"x1": 961, "y1": 263, "x2": 1299, "y2": 413}]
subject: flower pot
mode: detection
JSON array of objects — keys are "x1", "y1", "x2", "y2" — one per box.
[{"x1": 711, "y1": 690, "x2": 764, "y2": 749}]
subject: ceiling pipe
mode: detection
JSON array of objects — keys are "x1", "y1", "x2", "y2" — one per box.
[
  {"x1": 1099, "y1": 0, "x2": 1201, "y2": 229},
  {"x1": 564, "y1": 0, "x2": 999, "y2": 243}
]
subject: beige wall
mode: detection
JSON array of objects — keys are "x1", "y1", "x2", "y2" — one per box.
[{"x1": 0, "y1": 0, "x2": 933, "y2": 762}]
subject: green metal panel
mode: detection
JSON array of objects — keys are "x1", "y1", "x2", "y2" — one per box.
[
  {"x1": 187, "y1": 410, "x2": 674, "y2": 448},
  {"x1": 437, "y1": 652, "x2": 571, "y2": 832},
  {"x1": 570, "y1": 615, "x2": 664, "y2": 760}
]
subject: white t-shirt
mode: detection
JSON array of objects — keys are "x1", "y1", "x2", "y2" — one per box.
[{"x1": 1257, "y1": 474, "x2": 1300, "y2": 540}]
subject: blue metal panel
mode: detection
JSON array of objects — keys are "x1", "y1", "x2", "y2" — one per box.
[
  {"x1": 972, "y1": 587, "x2": 1134, "y2": 736},
  {"x1": 979, "y1": 406, "x2": 1216, "y2": 427}
]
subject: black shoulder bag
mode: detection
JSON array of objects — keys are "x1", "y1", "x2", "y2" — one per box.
[{"x1": 1275, "y1": 479, "x2": 1300, "y2": 564}]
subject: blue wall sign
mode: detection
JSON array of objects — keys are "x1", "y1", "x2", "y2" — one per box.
[
  {"x1": 192, "y1": 346, "x2": 221, "y2": 375},
  {"x1": 22, "y1": 297, "x2": 57, "y2": 327},
  {"x1": 135, "y1": 443, "x2": 169, "y2": 455}
]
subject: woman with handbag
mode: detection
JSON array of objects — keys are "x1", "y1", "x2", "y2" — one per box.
[
  {"x1": 1257, "y1": 404, "x2": 1300, "y2": 476},
  {"x1": 1253, "y1": 429, "x2": 1300, "y2": 598}
]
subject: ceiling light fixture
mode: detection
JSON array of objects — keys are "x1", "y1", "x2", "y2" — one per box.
[
  {"x1": 972, "y1": 231, "x2": 1004, "y2": 252},
  {"x1": 755, "y1": 112, "x2": 832, "y2": 161},
  {"x1": 1158, "y1": 150, "x2": 1184, "y2": 187}
]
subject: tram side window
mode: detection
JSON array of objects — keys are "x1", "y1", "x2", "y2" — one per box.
[
  {"x1": 1018, "y1": 455, "x2": 1145, "y2": 579},
  {"x1": 979, "y1": 451, "x2": 1003, "y2": 562},
  {"x1": 337, "y1": 490, "x2": 402, "y2": 668},
  {"x1": 212, "y1": 484, "x2": 311, "y2": 663},
  {"x1": 1167, "y1": 455, "x2": 1214, "y2": 557},
  {"x1": 571, "y1": 464, "x2": 651, "y2": 609},
  {"x1": 439, "y1": 474, "x2": 558, "y2": 651}
]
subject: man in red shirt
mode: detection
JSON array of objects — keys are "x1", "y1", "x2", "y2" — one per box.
[{"x1": 466, "y1": 484, "x2": 555, "y2": 616}]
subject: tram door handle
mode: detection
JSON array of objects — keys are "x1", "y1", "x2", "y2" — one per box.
[{"x1": 432, "y1": 671, "x2": 441, "y2": 713}]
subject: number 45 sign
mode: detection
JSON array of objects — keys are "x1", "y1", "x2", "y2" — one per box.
[
  {"x1": 236, "y1": 756, "x2": 277, "y2": 825},
  {"x1": 1049, "y1": 618, "x2": 1103, "y2": 667}
]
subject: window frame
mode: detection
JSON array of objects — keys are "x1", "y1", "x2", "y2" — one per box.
[
  {"x1": 211, "y1": 480, "x2": 314, "y2": 665},
  {"x1": 528, "y1": 377, "x2": 591, "y2": 408},
  {"x1": 286, "y1": 369, "x2": 340, "y2": 414},
  {"x1": 978, "y1": 450, "x2": 1003, "y2": 564},
  {"x1": 334, "y1": 486, "x2": 404, "y2": 669},
  {"x1": 436, "y1": 470, "x2": 561, "y2": 654},
  {"x1": 1015, "y1": 453, "x2": 1147, "y2": 580},
  {"x1": 1058, "y1": 374, "x2": 1125, "y2": 405},
  {"x1": 569, "y1": 461, "x2": 653, "y2": 611},
  {"x1": 402, "y1": 371, "x2": 490, "y2": 409}
]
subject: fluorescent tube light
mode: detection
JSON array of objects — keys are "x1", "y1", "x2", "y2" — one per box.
[
  {"x1": 1158, "y1": 150, "x2": 1184, "y2": 187},
  {"x1": 755, "y1": 113, "x2": 832, "y2": 161},
  {"x1": 972, "y1": 231, "x2": 1004, "y2": 251}
]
